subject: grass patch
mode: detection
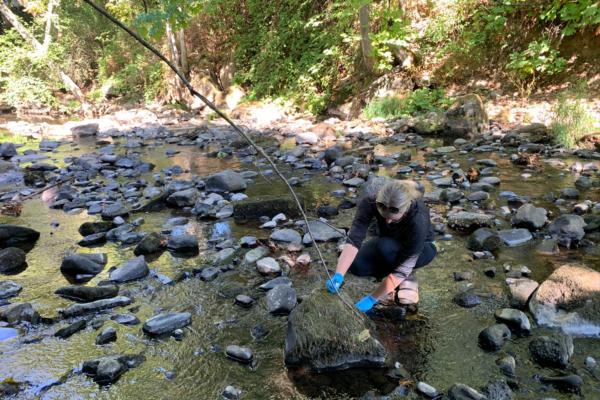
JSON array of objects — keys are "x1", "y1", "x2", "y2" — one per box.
[
  {"x1": 550, "y1": 84, "x2": 598, "y2": 149},
  {"x1": 364, "y1": 88, "x2": 453, "y2": 120}
]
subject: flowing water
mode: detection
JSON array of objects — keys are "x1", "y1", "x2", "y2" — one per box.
[{"x1": 0, "y1": 126, "x2": 599, "y2": 399}]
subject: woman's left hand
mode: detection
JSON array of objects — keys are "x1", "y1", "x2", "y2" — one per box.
[{"x1": 355, "y1": 295, "x2": 378, "y2": 313}]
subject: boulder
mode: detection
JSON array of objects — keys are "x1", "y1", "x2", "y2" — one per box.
[
  {"x1": 512, "y1": 204, "x2": 547, "y2": 231},
  {"x1": 0, "y1": 247, "x2": 26, "y2": 273},
  {"x1": 285, "y1": 292, "x2": 387, "y2": 371},
  {"x1": 96, "y1": 327, "x2": 117, "y2": 345},
  {"x1": 70, "y1": 122, "x2": 99, "y2": 136},
  {"x1": 109, "y1": 256, "x2": 149, "y2": 283},
  {"x1": 412, "y1": 111, "x2": 446, "y2": 135},
  {"x1": 167, "y1": 234, "x2": 199, "y2": 253},
  {"x1": 0, "y1": 280, "x2": 21, "y2": 299},
  {"x1": 302, "y1": 220, "x2": 345, "y2": 243},
  {"x1": 478, "y1": 324, "x2": 511, "y2": 351},
  {"x1": 506, "y1": 278, "x2": 539, "y2": 308},
  {"x1": 447, "y1": 212, "x2": 494, "y2": 232},
  {"x1": 55, "y1": 284, "x2": 119, "y2": 303},
  {"x1": 205, "y1": 169, "x2": 247, "y2": 192},
  {"x1": 256, "y1": 257, "x2": 282, "y2": 276},
  {"x1": 467, "y1": 228, "x2": 502, "y2": 252},
  {"x1": 548, "y1": 214, "x2": 586, "y2": 248},
  {"x1": 134, "y1": 232, "x2": 164, "y2": 255},
  {"x1": 444, "y1": 94, "x2": 488, "y2": 138},
  {"x1": 529, "y1": 334, "x2": 573, "y2": 369},
  {"x1": 233, "y1": 195, "x2": 302, "y2": 221},
  {"x1": 497, "y1": 228, "x2": 533, "y2": 247},
  {"x1": 142, "y1": 312, "x2": 191, "y2": 336},
  {"x1": 0, "y1": 224, "x2": 40, "y2": 249},
  {"x1": 0, "y1": 302, "x2": 39, "y2": 324},
  {"x1": 529, "y1": 264, "x2": 600, "y2": 336},
  {"x1": 266, "y1": 284, "x2": 297, "y2": 315},
  {"x1": 101, "y1": 202, "x2": 129, "y2": 221},
  {"x1": 166, "y1": 188, "x2": 198, "y2": 207},
  {"x1": 494, "y1": 308, "x2": 531, "y2": 336},
  {"x1": 270, "y1": 229, "x2": 302, "y2": 243},
  {"x1": 60, "y1": 253, "x2": 107, "y2": 280}
]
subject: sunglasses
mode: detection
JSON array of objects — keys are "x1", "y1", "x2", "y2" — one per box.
[{"x1": 376, "y1": 202, "x2": 402, "y2": 214}]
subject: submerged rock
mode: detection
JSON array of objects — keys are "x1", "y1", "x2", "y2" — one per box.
[
  {"x1": 478, "y1": 324, "x2": 511, "y2": 351},
  {"x1": 529, "y1": 334, "x2": 573, "y2": 369},
  {"x1": 529, "y1": 264, "x2": 600, "y2": 336},
  {"x1": 0, "y1": 224, "x2": 40, "y2": 249},
  {"x1": 285, "y1": 292, "x2": 387, "y2": 371},
  {"x1": 548, "y1": 214, "x2": 586, "y2": 248},
  {"x1": 55, "y1": 320, "x2": 87, "y2": 339},
  {"x1": 134, "y1": 232, "x2": 164, "y2": 255},
  {"x1": 467, "y1": 228, "x2": 502, "y2": 252},
  {"x1": 55, "y1": 284, "x2": 119, "y2": 303},
  {"x1": 61, "y1": 296, "x2": 132, "y2": 318},
  {"x1": 82, "y1": 354, "x2": 145, "y2": 385},
  {"x1": 447, "y1": 383, "x2": 487, "y2": 400},
  {"x1": 143, "y1": 312, "x2": 191, "y2": 336},
  {"x1": 0, "y1": 247, "x2": 26, "y2": 274},
  {"x1": 512, "y1": 204, "x2": 547, "y2": 231},
  {"x1": 109, "y1": 256, "x2": 149, "y2": 283},
  {"x1": 0, "y1": 280, "x2": 22, "y2": 299},
  {"x1": 266, "y1": 284, "x2": 296, "y2": 314},
  {"x1": 497, "y1": 228, "x2": 532, "y2": 247},
  {"x1": 0, "y1": 302, "x2": 39, "y2": 324},
  {"x1": 96, "y1": 327, "x2": 117, "y2": 345}
]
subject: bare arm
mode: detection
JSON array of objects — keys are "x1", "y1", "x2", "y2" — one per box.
[
  {"x1": 372, "y1": 254, "x2": 418, "y2": 300},
  {"x1": 335, "y1": 243, "x2": 359, "y2": 276}
]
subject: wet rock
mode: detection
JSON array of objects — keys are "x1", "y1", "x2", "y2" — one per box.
[
  {"x1": 78, "y1": 232, "x2": 107, "y2": 246},
  {"x1": 101, "y1": 202, "x2": 129, "y2": 221},
  {"x1": 0, "y1": 224, "x2": 40, "y2": 249},
  {"x1": 585, "y1": 356, "x2": 596, "y2": 369},
  {"x1": 0, "y1": 302, "x2": 39, "y2": 324},
  {"x1": 285, "y1": 292, "x2": 387, "y2": 371},
  {"x1": 233, "y1": 195, "x2": 302, "y2": 221},
  {"x1": 239, "y1": 236, "x2": 257, "y2": 248},
  {"x1": 60, "y1": 253, "x2": 107, "y2": 280},
  {"x1": 134, "y1": 232, "x2": 164, "y2": 255},
  {"x1": 256, "y1": 257, "x2": 281, "y2": 276},
  {"x1": 215, "y1": 248, "x2": 235, "y2": 264},
  {"x1": 55, "y1": 320, "x2": 87, "y2": 339},
  {"x1": 167, "y1": 234, "x2": 199, "y2": 253},
  {"x1": 205, "y1": 169, "x2": 247, "y2": 192},
  {"x1": 199, "y1": 267, "x2": 220, "y2": 281},
  {"x1": 302, "y1": 220, "x2": 344, "y2": 243},
  {"x1": 61, "y1": 296, "x2": 132, "y2": 318},
  {"x1": 560, "y1": 188, "x2": 580, "y2": 199},
  {"x1": 109, "y1": 256, "x2": 149, "y2": 283},
  {"x1": 259, "y1": 276, "x2": 292, "y2": 291},
  {"x1": 448, "y1": 212, "x2": 494, "y2": 231},
  {"x1": 529, "y1": 334, "x2": 573, "y2": 369},
  {"x1": 536, "y1": 239, "x2": 559, "y2": 255},
  {"x1": 0, "y1": 247, "x2": 26, "y2": 273},
  {"x1": 479, "y1": 324, "x2": 511, "y2": 351},
  {"x1": 548, "y1": 214, "x2": 586, "y2": 248},
  {"x1": 111, "y1": 314, "x2": 140, "y2": 326},
  {"x1": 481, "y1": 379, "x2": 514, "y2": 400},
  {"x1": 55, "y1": 284, "x2": 118, "y2": 303},
  {"x1": 512, "y1": 204, "x2": 547, "y2": 231},
  {"x1": 467, "y1": 191, "x2": 489, "y2": 202},
  {"x1": 270, "y1": 228, "x2": 301, "y2": 243},
  {"x1": 225, "y1": 345, "x2": 253, "y2": 364},
  {"x1": 79, "y1": 221, "x2": 113, "y2": 236},
  {"x1": 496, "y1": 355, "x2": 516, "y2": 377},
  {"x1": 343, "y1": 177, "x2": 365, "y2": 187},
  {"x1": 497, "y1": 229, "x2": 533, "y2": 247},
  {"x1": 453, "y1": 291, "x2": 481, "y2": 308},
  {"x1": 96, "y1": 327, "x2": 117, "y2": 345},
  {"x1": 266, "y1": 284, "x2": 296, "y2": 315},
  {"x1": 0, "y1": 280, "x2": 21, "y2": 299},
  {"x1": 447, "y1": 383, "x2": 487, "y2": 400},
  {"x1": 416, "y1": 381, "x2": 439, "y2": 398},
  {"x1": 82, "y1": 354, "x2": 144, "y2": 385},
  {"x1": 467, "y1": 228, "x2": 502, "y2": 252},
  {"x1": 540, "y1": 375, "x2": 582, "y2": 393},
  {"x1": 494, "y1": 308, "x2": 530, "y2": 335},
  {"x1": 143, "y1": 312, "x2": 191, "y2": 336},
  {"x1": 166, "y1": 188, "x2": 198, "y2": 207},
  {"x1": 70, "y1": 122, "x2": 98, "y2": 136},
  {"x1": 0, "y1": 143, "x2": 17, "y2": 158},
  {"x1": 506, "y1": 278, "x2": 538, "y2": 308},
  {"x1": 235, "y1": 294, "x2": 254, "y2": 308},
  {"x1": 222, "y1": 385, "x2": 242, "y2": 399},
  {"x1": 529, "y1": 264, "x2": 600, "y2": 336},
  {"x1": 244, "y1": 246, "x2": 270, "y2": 264}
]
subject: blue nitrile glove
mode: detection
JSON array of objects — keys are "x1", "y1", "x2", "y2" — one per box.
[
  {"x1": 326, "y1": 272, "x2": 344, "y2": 293},
  {"x1": 355, "y1": 295, "x2": 378, "y2": 313}
]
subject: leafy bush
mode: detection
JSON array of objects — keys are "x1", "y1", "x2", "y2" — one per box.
[
  {"x1": 505, "y1": 39, "x2": 566, "y2": 96},
  {"x1": 551, "y1": 84, "x2": 598, "y2": 149},
  {"x1": 364, "y1": 88, "x2": 452, "y2": 119}
]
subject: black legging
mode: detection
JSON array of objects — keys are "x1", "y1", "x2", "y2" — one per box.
[{"x1": 350, "y1": 237, "x2": 437, "y2": 279}]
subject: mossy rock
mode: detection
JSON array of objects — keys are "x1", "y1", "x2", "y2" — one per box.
[
  {"x1": 285, "y1": 292, "x2": 388, "y2": 372},
  {"x1": 233, "y1": 195, "x2": 304, "y2": 221}
]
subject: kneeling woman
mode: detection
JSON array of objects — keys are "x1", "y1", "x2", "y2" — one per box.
[{"x1": 326, "y1": 179, "x2": 436, "y2": 313}]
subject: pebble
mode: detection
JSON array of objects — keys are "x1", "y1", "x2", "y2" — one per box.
[
  {"x1": 416, "y1": 381, "x2": 438, "y2": 398},
  {"x1": 225, "y1": 345, "x2": 253, "y2": 364}
]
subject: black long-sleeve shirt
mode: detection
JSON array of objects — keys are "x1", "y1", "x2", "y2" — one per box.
[{"x1": 347, "y1": 195, "x2": 435, "y2": 280}]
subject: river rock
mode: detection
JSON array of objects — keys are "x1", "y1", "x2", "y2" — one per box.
[
  {"x1": 134, "y1": 232, "x2": 164, "y2": 255},
  {"x1": 447, "y1": 383, "x2": 487, "y2": 400},
  {"x1": 235, "y1": 294, "x2": 254, "y2": 308},
  {"x1": 497, "y1": 228, "x2": 532, "y2": 247},
  {"x1": 233, "y1": 195, "x2": 302, "y2": 221},
  {"x1": 0, "y1": 247, "x2": 26, "y2": 273},
  {"x1": 506, "y1": 277, "x2": 539, "y2": 308},
  {"x1": 416, "y1": 382, "x2": 439, "y2": 398},
  {"x1": 60, "y1": 253, "x2": 107, "y2": 280},
  {"x1": 199, "y1": 267, "x2": 220, "y2": 281},
  {"x1": 101, "y1": 202, "x2": 129, "y2": 221},
  {"x1": 109, "y1": 256, "x2": 149, "y2": 283},
  {"x1": 225, "y1": 345, "x2": 253, "y2": 364},
  {"x1": 79, "y1": 221, "x2": 113, "y2": 236},
  {"x1": 540, "y1": 375, "x2": 583, "y2": 393},
  {"x1": 444, "y1": 94, "x2": 488, "y2": 138},
  {"x1": 244, "y1": 246, "x2": 270, "y2": 264},
  {"x1": 266, "y1": 284, "x2": 296, "y2": 315},
  {"x1": 205, "y1": 169, "x2": 246, "y2": 192},
  {"x1": 55, "y1": 320, "x2": 87, "y2": 339},
  {"x1": 270, "y1": 229, "x2": 302, "y2": 243},
  {"x1": 478, "y1": 324, "x2": 511, "y2": 351},
  {"x1": 55, "y1": 284, "x2": 119, "y2": 303},
  {"x1": 285, "y1": 292, "x2": 387, "y2": 371},
  {"x1": 302, "y1": 220, "x2": 344, "y2": 243},
  {"x1": 467, "y1": 228, "x2": 502, "y2": 252},
  {"x1": 0, "y1": 280, "x2": 21, "y2": 299},
  {"x1": 529, "y1": 264, "x2": 600, "y2": 336},
  {"x1": 494, "y1": 308, "x2": 531, "y2": 335},
  {"x1": 78, "y1": 232, "x2": 107, "y2": 247},
  {"x1": 61, "y1": 296, "x2": 132, "y2": 317},
  {"x1": 82, "y1": 354, "x2": 144, "y2": 385},
  {"x1": 453, "y1": 291, "x2": 481, "y2": 308},
  {"x1": 496, "y1": 355, "x2": 516, "y2": 377},
  {"x1": 529, "y1": 334, "x2": 573, "y2": 369},
  {"x1": 0, "y1": 302, "x2": 39, "y2": 324},
  {"x1": 166, "y1": 188, "x2": 198, "y2": 207},
  {"x1": 167, "y1": 234, "x2": 199, "y2": 253},
  {"x1": 0, "y1": 224, "x2": 40, "y2": 249},
  {"x1": 342, "y1": 177, "x2": 365, "y2": 187},
  {"x1": 481, "y1": 380, "x2": 513, "y2": 400},
  {"x1": 222, "y1": 385, "x2": 242, "y2": 400},
  {"x1": 259, "y1": 277, "x2": 292, "y2": 291},
  {"x1": 447, "y1": 212, "x2": 494, "y2": 231},
  {"x1": 143, "y1": 312, "x2": 191, "y2": 336},
  {"x1": 96, "y1": 327, "x2": 117, "y2": 345},
  {"x1": 0, "y1": 143, "x2": 17, "y2": 158},
  {"x1": 512, "y1": 204, "x2": 547, "y2": 230},
  {"x1": 70, "y1": 121, "x2": 99, "y2": 136},
  {"x1": 215, "y1": 248, "x2": 235, "y2": 264},
  {"x1": 256, "y1": 257, "x2": 281, "y2": 276},
  {"x1": 548, "y1": 214, "x2": 586, "y2": 248}
]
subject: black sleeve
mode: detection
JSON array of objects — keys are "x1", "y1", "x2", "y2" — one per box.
[
  {"x1": 395, "y1": 202, "x2": 428, "y2": 264},
  {"x1": 346, "y1": 196, "x2": 375, "y2": 248}
]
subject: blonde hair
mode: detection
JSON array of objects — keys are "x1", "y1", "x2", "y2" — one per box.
[{"x1": 375, "y1": 179, "x2": 421, "y2": 213}]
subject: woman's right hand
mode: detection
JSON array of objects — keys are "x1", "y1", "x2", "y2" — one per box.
[{"x1": 326, "y1": 272, "x2": 344, "y2": 293}]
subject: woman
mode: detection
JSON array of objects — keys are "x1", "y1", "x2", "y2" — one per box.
[{"x1": 326, "y1": 179, "x2": 436, "y2": 314}]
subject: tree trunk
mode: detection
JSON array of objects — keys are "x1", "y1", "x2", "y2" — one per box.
[
  {"x1": 42, "y1": 0, "x2": 55, "y2": 53},
  {"x1": 165, "y1": 22, "x2": 183, "y2": 101},
  {"x1": 0, "y1": 2, "x2": 92, "y2": 115},
  {"x1": 359, "y1": 4, "x2": 374, "y2": 74},
  {"x1": 177, "y1": 29, "x2": 189, "y2": 77}
]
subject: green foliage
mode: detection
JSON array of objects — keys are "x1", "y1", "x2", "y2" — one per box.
[
  {"x1": 551, "y1": 84, "x2": 598, "y2": 149},
  {"x1": 370, "y1": 7, "x2": 412, "y2": 72},
  {"x1": 541, "y1": 0, "x2": 600, "y2": 36},
  {"x1": 505, "y1": 39, "x2": 566, "y2": 96},
  {"x1": 364, "y1": 88, "x2": 452, "y2": 120}
]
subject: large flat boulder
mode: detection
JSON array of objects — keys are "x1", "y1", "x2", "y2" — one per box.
[
  {"x1": 0, "y1": 225, "x2": 40, "y2": 249},
  {"x1": 233, "y1": 195, "x2": 302, "y2": 221},
  {"x1": 205, "y1": 169, "x2": 247, "y2": 192},
  {"x1": 285, "y1": 292, "x2": 388, "y2": 372},
  {"x1": 529, "y1": 264, "x2": 600, "y2": 337}
]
